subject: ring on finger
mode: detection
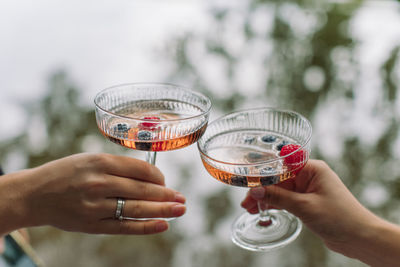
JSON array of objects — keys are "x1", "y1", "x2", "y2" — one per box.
[{"x1": 115, "y1": 198, "x2": 126, "y2": 221}]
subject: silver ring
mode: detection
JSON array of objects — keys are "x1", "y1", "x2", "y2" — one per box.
[{"x1": 115, "y1": 198, "x2": 125, "y2": 221}]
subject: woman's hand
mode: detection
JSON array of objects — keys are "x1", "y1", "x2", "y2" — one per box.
[
  {"x1": 241, "y1": 160, "x2": 400, "y2": 267},
  {"x1": 0, "y1": 153, "x2": 186, "y2": 236}
]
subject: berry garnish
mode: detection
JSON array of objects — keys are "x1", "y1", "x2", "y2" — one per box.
[
  {"x1": 280, "y1": 144, "x2": 307, "y2": 173},
  {"x1": 114, "y1": 123, "x2": 130, "y2": 132},
  {"x1": 261, "y1": 135, "x2": 277, "y2": 143},
  {"x1": 139, "y1": 116, "x2": 160, "y2": 130},
  {"x1": 137, "y1": 130, "x2": 152, "y2": 140},
  {"x1": 260, "y1": 175, "x2": 280, "y2": 186},
  {"x1": 135, "y1": 130, "x2": 152, "y2": 150},
  {"x1": 230, "y1": 176, "x2": 248, "y2": 187},
  {"x1": 276, "y1": 141, "x2": 289, "y2": 151}
]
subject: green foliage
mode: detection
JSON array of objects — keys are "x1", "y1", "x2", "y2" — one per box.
[{"x1": 381, "y1": 46, "x2": 400, "y2": 102}]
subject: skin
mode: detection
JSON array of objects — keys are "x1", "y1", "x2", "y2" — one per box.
[
  {"x1": 241, "y1": 159, "x2": 400, "y2": 267},
  {"x1": 0, "y1": 153, "x2": 186, "y2": 237}
]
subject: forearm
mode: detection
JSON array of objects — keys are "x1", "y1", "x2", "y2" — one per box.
[
  {"x1": 0, "y1": 169, "x2": 33, "y2": 236},
  {"x1": 348, "y1": 218, "x2": 400, "y2": 267}
]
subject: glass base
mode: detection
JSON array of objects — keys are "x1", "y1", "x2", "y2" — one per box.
[{"x1": 231, "y1": 209, "x2": 302, "y2": 252}]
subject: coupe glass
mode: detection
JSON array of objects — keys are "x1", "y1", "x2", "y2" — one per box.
[
  {"x1": 94, "y1": 83, "x2": 211, "y2": 165},
  {"x1": 197, "y1": 108, "x2": 312, "y2": 251}
]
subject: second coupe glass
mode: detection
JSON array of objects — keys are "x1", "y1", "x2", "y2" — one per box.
[{"x1": 197, "y1": 108, "x2": 312, "y2": 251}]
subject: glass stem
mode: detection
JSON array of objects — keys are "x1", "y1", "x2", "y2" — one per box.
[
  {"x1": 257, "y1": 200, "x2": 272, "y2": 226},
  {"x1": 146, "y1": 152, "x2": 157, "y2": 165}
]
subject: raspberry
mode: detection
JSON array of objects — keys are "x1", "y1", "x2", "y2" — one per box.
[
  {"x1": 280, "y1": 144, "x2": 307, "y2": 173},
  {"x1": 139, "y1": 116, "x2": 160, "y2": 130}
]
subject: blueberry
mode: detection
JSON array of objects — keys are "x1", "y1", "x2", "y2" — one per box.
[
  {"x1": 276, "y1": 141, "x2": 289, "y2": 151},
  {"x1": 259, "y1": 167, "x2": 276, "y2": 175},
  {"x1": 230, "y1": 175, "x2": 248, "y2": 187},
  {"x1": 137, "y1": 130, "x2": 152, "y2": 140},
  {"x1": 136, "y1": 130, "x2": 152, "y2": 150},
  {"x1": 261, "y1": 135, "x2": 277, "y2": 143},
  {"x1": 244, "y1": 136, "x2": 255, "y2": 144},
  {"x1": 260, "y1": 175, "x2": 280, "y2": 186},
  {"x1": 114, "y1": 123, "x2": 129, "y2": 132}
]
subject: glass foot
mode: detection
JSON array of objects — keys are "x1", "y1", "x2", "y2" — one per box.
[{"x1": 231, "y1": 209, "x2": 302, "y2": 252}]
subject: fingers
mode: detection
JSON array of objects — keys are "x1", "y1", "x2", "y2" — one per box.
[
  {"x1": 103, "y1": 175, "x2": 186, "y2": 203},
  {"x1": 98, "y1": 154, "x2": 165, "y2": 185},
  {"x1": 295, "y1": 160, "x2": 330, "y2": 185},
  {"x1": 247, "y1": 185, "x2": 306, "y2": 215},
  {"x1": 241, "y1": 191, "x2": 256, "y2": 210},
  {"x1": 241, "y1": 191, "x2": 278, "y2": 214},
  {"x1": 100, "y1": 199, "x2": 186, "y2": 219},
  {"x1": 241, "y1": 159, "x2": 336, "y2": 219},
  {"x1": 95, "y1": 219, "x2": 170, "y2": 235}
]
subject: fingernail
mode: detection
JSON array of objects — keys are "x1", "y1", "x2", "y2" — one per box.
[
  {"x1": 172, "y1": 204, "x2": 186, "y2": 217},
  {"x1": 250, "y1": 187, "x2": 265, "y2": 199},
  {"x1": 155, "y1": 221, "x2": 169, "y2": 232},
  {"x1": 175, "y1": 192, "x2": 186, "y2": 204}
]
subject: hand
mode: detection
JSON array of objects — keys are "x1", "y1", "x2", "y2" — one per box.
[
  {"x1": 1, "y1": 153, "x2": 186, "y2": 235},
  {"x1": 241, "y1": 160, "x2": 383, "y2": 258}
]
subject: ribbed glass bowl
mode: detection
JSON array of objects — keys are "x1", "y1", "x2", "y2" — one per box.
[{"x1": 95, "y1": 83, "x2": 211, "y2": 152}]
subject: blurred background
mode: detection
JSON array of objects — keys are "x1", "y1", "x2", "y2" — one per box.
[{"x1": 1, "y1": 0, "x2": 400, "y2": 266}]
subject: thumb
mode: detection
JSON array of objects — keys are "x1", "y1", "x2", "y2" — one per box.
[{"x1": 249, "y1": 185, "x2": 305, "y2": 216}]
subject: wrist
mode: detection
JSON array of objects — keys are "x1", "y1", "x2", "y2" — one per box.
[
  {"x1": 348, "y1": 216, "x2": 400, "y2": 267},
  {"x1": 17, "y1": 168, "x2": 44, "y2": 228},
  {"x1": 0, "y1": 169, "x2": 33, "y2": 234}
]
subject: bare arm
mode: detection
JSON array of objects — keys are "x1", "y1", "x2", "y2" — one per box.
[
  {"x1": 0, "y1": 170, "x2": 30, "y2": 235},
  {"x1": 347, "y1": 219, "x2": 400, "y2": 267}
]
